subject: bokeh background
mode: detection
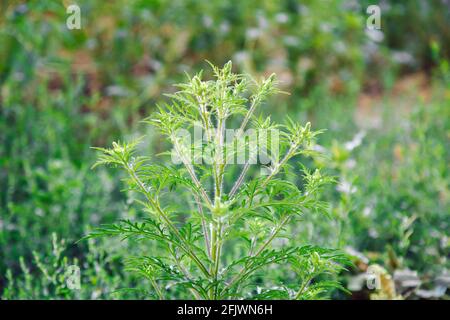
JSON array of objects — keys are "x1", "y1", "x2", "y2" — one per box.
[{"x1": 0, "y1": 0, "x2": 449, "y2": 299}]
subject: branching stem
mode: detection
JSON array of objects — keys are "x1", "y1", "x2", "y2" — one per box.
[
  {"x1": 221, "y1": 215, "x2": 291, "y2": 296},
  {"x1": 125, "y1": 163, "x2": 210, "y2": 278}
]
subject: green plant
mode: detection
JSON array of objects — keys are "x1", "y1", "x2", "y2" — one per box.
[
  {"x1": 1, "y1": 232, "x2": 148, "y2": 299},
  {"x1": 89, "y1": 62, "x2": 348, "y2": 299},
  {"x1": 2, "y1": 233, "x2": 75, "y2": 299}
]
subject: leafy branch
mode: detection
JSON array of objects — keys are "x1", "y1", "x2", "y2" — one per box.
[{"x1": 89, "y1": 61, "x2": 348, "y2": 299}]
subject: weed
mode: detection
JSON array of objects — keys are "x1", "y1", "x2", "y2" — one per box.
[{"x1": 90, "y1": 62, "x2": 348, "y2": 299}]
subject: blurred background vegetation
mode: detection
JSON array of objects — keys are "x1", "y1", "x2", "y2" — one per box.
[{"x1": 0, "y1": 0, "x2": 449, "y2": 299}]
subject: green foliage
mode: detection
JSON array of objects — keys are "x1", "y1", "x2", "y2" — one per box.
[
  {"x1": 90, "y1": 62, "x2": 348, "y2": 299},
  {"x1": 301, "y1": 85, "x2": 450, "y2": 298},
  {"x1": 2, "y1": 232, "x2": 149, "y2": 299},
  {"x1": 344, "y1": 93, "x2": 449, "y2": 272},
  {"x1": 1, "y1": 0, "x2": 448, "y2": 300},
  {"x1": 360, "y1": 0, "x2": 450, "y2": 71}
]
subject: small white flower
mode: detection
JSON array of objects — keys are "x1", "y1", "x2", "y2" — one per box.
[
  {"x1": 337, "y1": 179, "x2": 357, "y2": 194},
  {"x1": 392, "y1": 51, "x2": 415, "y2": 65},
  {"x1": 344, "y1": 131, "x2": 366, "y2": 151},
  {"x1": 275, "y1": 13, "x2": 289, "y2": 24},
  {"x1": 202, "y1": 15, "x2": 213, "y2": 28},
  {"x1": 365, "y1": 29, "x2": 384, "y2": 42},
  {"x1": 246, "y1": 28, "x2": 261, "y2": 40},
  {"x1": 363, "y1": 206, "x2": 372, "y2": 217},
  {"x1": 219, "y1": 21, "x2": 230, "y2": 34}
]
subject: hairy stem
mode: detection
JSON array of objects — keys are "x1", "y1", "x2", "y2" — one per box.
[
  {"x1": 213, "y1": 221, "x2": 223, "y2": 299},
  {"x1": 221, "y1": 215, "x2": 291, "y2": 295},
  {"x1": 259, "y1": 142, "x2": 301, "y2": 189},
  {"x1": 210, "y1": 112, "x2": 227, "y2": 299},
  {"x1": 194, "y1": 194, "x2": 211, "y2": 259},
  {"x1": 125, "y1": 164, "x2": 210, "y2": 278},
  {"x1": 173, "y1": 140, "x2": 213, "y2": 208},
  {"x1": 229, "y1": 117, "x2": 300, "y2": 200},
  {"x1": 294, "y1": 274, "x2": 314, "y2": 300},
  {"x1": 237, "y1": 95, "x2": 260, "y2": 139},
  {"x1": 150, "y1": 279, "x2": 164, "y2": 300},
  {"x1": 229, "y1": 161, "x2": 250, "y2": 198},
  {"x1": 169, "y1": 244, "x2": 203, "y2": 300},
  {"x1": 225, "y1": 96, "x2": 261, "y2": 196}
]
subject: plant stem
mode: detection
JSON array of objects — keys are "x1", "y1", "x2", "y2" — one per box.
[
  {"x1": 194, "y1": 194, "x2": 211, "y2": 259},
  {"x1": 173, "y1": 140, "x2": 213, "y2": 208},
  {"x1": 221, "y1": 215, "x2": 291, "y2": 295},
  {"x1": 229, "y1": 126, "x2": 301, "y2": 200},
  {"x1": 225, "y1": 96, "x2": 260, "y2": 196},
  {"x1": 221, "y1": 141, "x2": 303, "y2": 295},
  {"x1": 294, "y1": 274, "x2": 313, "y2": 300},
  {"x1": 229, "y1": 161, "x2": 250, "y2": 198},
  {"x1": 214, "y1": 117, "x2": 226, "y2": 200},
  {"x1": 209, "y1": 225, "x2": 217, "y2": 299},
  {"x1": 150, "y1": 279, "x2": 164, "y2": 300},
  {"x1": 254, "y1": 216, "x2": 290, "y2": 257},
  {"x1": 260, "y1": 143, "x2": 299, "y2": 188},
  {"x1": 169, "y1": 245, "x2": 203, "y2": 300},
  {"x1": 198, "y1": 100, "x2": 213, "y2": 142},
  {"x1": 213, "y1": 221, "x2": 222, "y2": 299},
  {"x1": 237, "y1": 95, "x2": 259, "y2": 139},
  {"x1": 126, "y1": 164, "x2": 210, "y2": 278},
  {"x1": 210, "y1": 114, "x2": 227, "y2": 299}
]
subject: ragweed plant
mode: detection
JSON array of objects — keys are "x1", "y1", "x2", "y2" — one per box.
[{"x1": 90, "y1": 62, "x2": 348, "y2": 299}]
